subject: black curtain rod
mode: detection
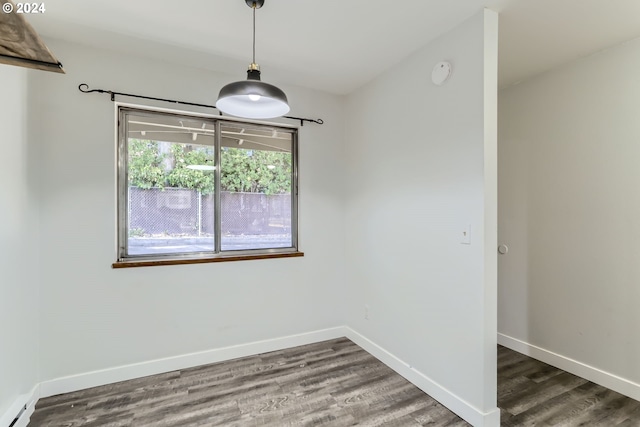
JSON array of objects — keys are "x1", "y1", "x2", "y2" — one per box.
[{"x1": 78, "y1": 84, "x2": 324, "y2": 126}]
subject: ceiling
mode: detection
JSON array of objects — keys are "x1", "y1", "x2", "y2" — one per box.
[{"x1": 28, "y1": 0, "x2": 640, "y2": 94}]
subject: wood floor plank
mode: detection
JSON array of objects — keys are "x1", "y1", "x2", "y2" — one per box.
[
  {"x1": 500, "y1": 371, "x2": 590, "y2": 415},
  {"x1": 497, "y1": 375, "x2": 533, "y2": 401},
  {"x1": 500, "y1": 381, "x2": 604, "y2": 426},
  {"x1": 537, "y1": 382, "x2": 613, "y2": 426}
]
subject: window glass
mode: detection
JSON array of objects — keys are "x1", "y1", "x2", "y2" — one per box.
[{"x1": 220, "y1": 122, "x2": 293, "y2": 251}]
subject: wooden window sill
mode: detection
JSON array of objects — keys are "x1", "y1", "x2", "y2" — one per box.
[{"x1": 112, "y1": 251, "x2": 304, "y2": 269}]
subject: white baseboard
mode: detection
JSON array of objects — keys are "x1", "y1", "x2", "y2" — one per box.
[
  {"x1": 40, "y1": 326, "x2": 346, "y2": 399},
  {"x1": 498, "y1": 333, "x2": 640, "y2": 402},
  {"x1": 0, "y1": 384, "x2": 39, "y2": 427},
  {"x1": 345, "y1": 328, "x2": 500, "y2": 427}
]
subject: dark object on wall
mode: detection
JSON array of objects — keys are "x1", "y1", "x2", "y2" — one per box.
[{"x1": 0, "y1": 1, "x2": 64, "y2": 73}]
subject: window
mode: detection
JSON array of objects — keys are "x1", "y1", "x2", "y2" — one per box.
[{"x1": 116, "y1": 106, "x2": 300, "y2": 266}]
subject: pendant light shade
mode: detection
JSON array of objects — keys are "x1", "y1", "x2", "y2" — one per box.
[
  {"x1": 217, "y1": 67, "x2": 289, "y2": 119},
  {"x1": 216, "y1": 0, "x2": 290, "y2": 119}
]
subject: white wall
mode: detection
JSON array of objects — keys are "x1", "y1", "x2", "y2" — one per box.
[
  {"x1": 33, "y1": 39, "x2": 347, "y2": 382},
  {"x1": 0, "y1": 65, "x2": 39, "y2": 420},
  {"x1": 344, "y1": 10, "x2": 499, "y2": 426},
  {"x1": 499, "y1": 37, "x2": 640, "y2": 398}
]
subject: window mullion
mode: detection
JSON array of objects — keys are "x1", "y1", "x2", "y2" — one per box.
[{"x1": 214, "y1": 120, "x2": 222, "y2": 253}]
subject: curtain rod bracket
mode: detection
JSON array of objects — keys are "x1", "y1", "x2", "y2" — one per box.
[{"x1": 78, "y1": 83, "x2": 323, "y2": 126}]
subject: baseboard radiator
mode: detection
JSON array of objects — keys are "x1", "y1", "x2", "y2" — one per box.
[
  {"x1": 8, "y1": 404, "x2": 27, "y2": 427},
  {"x1": 2, "y1": 392, "x2": 36, "y2": 427}
]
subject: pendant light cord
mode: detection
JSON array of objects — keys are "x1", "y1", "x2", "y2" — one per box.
[{"x1": 252, "y1": 4, "x2": 257, "y2": 65}]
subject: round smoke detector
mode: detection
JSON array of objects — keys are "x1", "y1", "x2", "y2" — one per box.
[{"x1": 432, "y1": 61, "x2": 452, "y2": 85}]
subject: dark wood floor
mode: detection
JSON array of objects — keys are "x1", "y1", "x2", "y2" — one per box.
[
  {"x1": 29, "y1": 339, "x2": 640, "y2": 426},
  {"x1": 498, "y1": 345, "x2": 640, "y2": 426},
  {"x1": 29, "y1": 338, "x2": 466, "y2": 426}
]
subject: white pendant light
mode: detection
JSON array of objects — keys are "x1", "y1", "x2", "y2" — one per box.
[{"x1": 216, "y1": 0, "x2": 290, "y2": 119}]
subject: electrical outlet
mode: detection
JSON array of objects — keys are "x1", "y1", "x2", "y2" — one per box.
[
  {"x1": 461, "y1": 224, "x2": 471, "y2": 245},
  {"x1": 364, "y1": 304, "x2": 369, "y2": 320}
]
